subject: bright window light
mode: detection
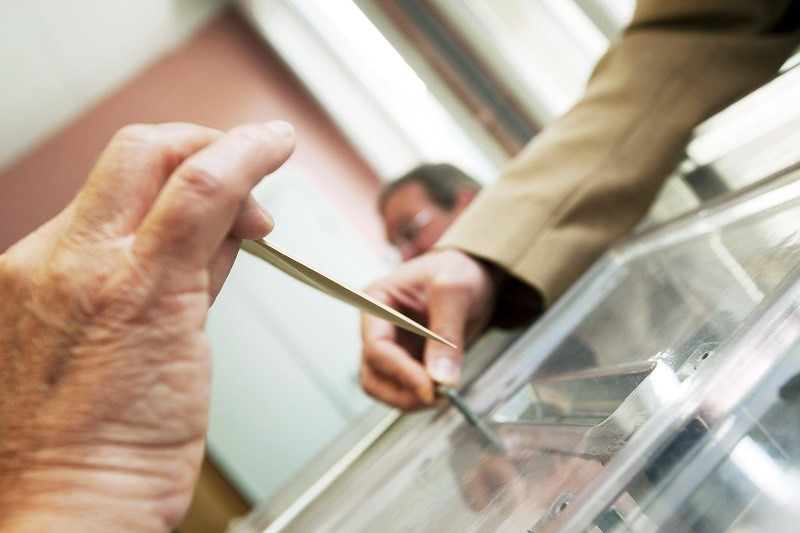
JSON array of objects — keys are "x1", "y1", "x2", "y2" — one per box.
[
  {"x1": 730, "y1": 435, "x2": 800, "y2": 509},
  {"x1": 249, "y1": 0, "x2": 499, "y2": 182},
  {"x1": 310, "y1": 0, "x2": 426, "y2": 100}
]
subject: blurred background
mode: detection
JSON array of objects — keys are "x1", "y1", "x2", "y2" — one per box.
[{"x1": 4, "y1": 1, "x2": 797, "y2": 531}]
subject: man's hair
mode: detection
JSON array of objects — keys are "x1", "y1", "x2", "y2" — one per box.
[{"x1": 378, "y1": 163, "x2": 481, "y2": 212}]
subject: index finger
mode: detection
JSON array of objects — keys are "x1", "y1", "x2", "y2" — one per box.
[
  {"x1": 73, "y1": 123, "x2": 223, "y2": 238},
  {"x1": 134, "y1": 121, "x2": 295, "y2": 273},
  {"x1": 360, "y1": 303, "x2": 398, "y2": 346},
  {"x1": 360, "y1": 287, "x2": 434, "y2": 405}
]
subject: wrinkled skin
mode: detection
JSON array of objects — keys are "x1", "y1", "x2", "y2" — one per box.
[
  {"x1": 360, "y1": 249, "x2": 496, "y2": 410},
  {"x1": 0, "y1": 122, "x2": 294, "y2": 531}
]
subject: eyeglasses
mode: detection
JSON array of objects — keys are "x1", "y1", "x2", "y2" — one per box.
[{"x1": 394, "y1": 209, "x2": 434, "y2": 249}]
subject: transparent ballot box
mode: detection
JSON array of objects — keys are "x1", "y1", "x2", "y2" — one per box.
[{"x1": 243, "y1": 164, "x2": 800, "y2": 532}]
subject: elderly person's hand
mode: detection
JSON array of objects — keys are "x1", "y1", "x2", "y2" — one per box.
[
  {"x1": 360, "y1": 249, "x2": 497, "y2": 410},
  {"x1": 0, "y1": 122, "x2": 294, "y2": 531}
]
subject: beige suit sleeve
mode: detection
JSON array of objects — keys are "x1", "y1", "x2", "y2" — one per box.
[{"x1": 438, "y1": 0, "x2": 800, "y2": 307}]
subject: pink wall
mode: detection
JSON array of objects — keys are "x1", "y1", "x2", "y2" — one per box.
[{"x1": 0, "y1": 11, "x2": 384, "y2": 252}]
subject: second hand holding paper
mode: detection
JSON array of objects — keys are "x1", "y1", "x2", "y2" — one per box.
[
  {"x1": 240, "y1": 238, "x2": 456, "y2": 349},
  {"x1": 242, "y1": 239, "x2": 507, "y2": 452}
]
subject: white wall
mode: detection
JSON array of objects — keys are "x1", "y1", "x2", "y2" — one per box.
[
  {"x1": 0, "y1": 0, "x2": 224, "y2": 171},
  {"x1": 206, "y1": 170, "x2": 386, "y2": 503}
]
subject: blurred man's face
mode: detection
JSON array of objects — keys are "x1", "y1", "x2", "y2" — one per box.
[{"x1": 381, "y1": 181, "x2": 474, "y2": 261}]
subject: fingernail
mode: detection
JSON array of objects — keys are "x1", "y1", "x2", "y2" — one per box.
[
  {"x1": 427, "y1": 357, "x2": 461, "y2": 385},
  {"x1": 266, "y1": 120, "x2": 295, "y2": 138},
  {"x1": 259, "y1": 203, "x2": 275, "y2": 232}
]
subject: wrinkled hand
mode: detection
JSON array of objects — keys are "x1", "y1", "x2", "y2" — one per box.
[
  {"x1": 0, "y1": 122, "x2": 294, "y2": 531},
  {"x1": 360, "y1": 249, "x2": 496, "y2": 410}
]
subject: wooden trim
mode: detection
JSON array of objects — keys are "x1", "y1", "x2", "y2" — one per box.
[
  {"x1": 376, "y1": 0, "x2": 540, "y2": 155},
  {"x1": 176, "y1": 454, "x2": 251, "y2": 533}
]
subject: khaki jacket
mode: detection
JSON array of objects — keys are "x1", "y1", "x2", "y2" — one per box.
[{"x1": 438, "y1": 0, "x2": 800, "y2": 308}]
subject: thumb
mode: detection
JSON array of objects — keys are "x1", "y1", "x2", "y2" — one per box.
[{"x1": 423, "y1": 275, "x2": 474, "y2": 385}]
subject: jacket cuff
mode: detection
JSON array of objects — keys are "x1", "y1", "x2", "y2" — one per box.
[{"x1": 472, "y1": 256, "x2": 544, "y2": 329}]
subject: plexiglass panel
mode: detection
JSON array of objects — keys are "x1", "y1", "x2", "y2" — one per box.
[
  {"x1": 242, "y1": 166, "x2": 800, "y2": 532},
  {"x1": 605, "y1": 352, "x2": 800, "y2": 532}
]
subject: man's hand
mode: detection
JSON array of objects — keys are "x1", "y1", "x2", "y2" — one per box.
[
  {"x1": 0, "y1": 121, "x2": 294, "y2": 531},
  {"x1": 360, "y1": 249, "x2": 496, "y2": 410}
]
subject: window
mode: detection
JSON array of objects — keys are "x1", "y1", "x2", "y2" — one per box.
[
  {"x1": 239, "y1": 0, "x2": 635, "y2": 179},
  {"x1": 241, "y1": 0, "x2": 502, "y2": 183}
]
